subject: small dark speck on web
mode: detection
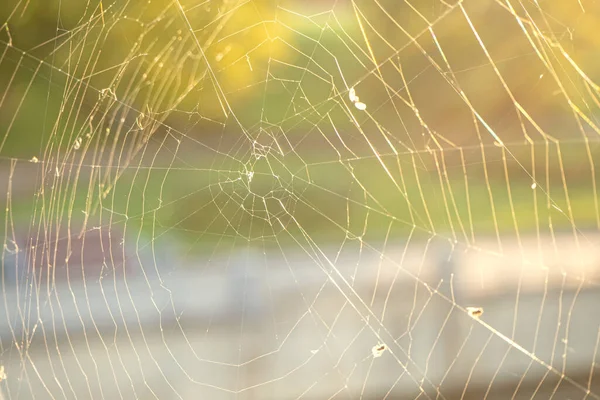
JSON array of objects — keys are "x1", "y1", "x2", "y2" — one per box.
[
  {"x1": 466, "y1": 307, "x2": 483, "y2": 318},
  {"x1": 372, "y1": 344, "x2": 386, "y2": 358}
]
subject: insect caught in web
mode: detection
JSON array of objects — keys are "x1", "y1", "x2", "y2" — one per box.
[
  {"x1": 466, "y1": 307, "x2": 483, "y2": 318},
  {"x1": 372, "y1": 343, "x2": 386, "y2": 358},
  {"x1": 348, "y1": 87, "x2": 367, "y2": 110}
]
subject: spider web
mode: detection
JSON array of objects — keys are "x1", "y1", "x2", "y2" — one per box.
[{"x1": 0, "y1": 0, "x2": 599, "y2": 398}]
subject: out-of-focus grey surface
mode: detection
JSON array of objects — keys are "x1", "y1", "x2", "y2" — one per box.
[{"x1": 0, "y1": 233, "x2": 598, "y2": 399}]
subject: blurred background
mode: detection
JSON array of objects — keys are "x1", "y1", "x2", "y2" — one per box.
[{"x1": 0, "y1": 0, "x2": 600, "y2": 398}]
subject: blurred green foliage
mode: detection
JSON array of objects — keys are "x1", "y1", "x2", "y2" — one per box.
[{"x1": 2, "y1": 0, "x2": 600, "y2": 252}]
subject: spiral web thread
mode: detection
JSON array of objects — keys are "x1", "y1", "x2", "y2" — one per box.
[{"x1": 0, "y1": 0, "x2": 600, "y2": 399}]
